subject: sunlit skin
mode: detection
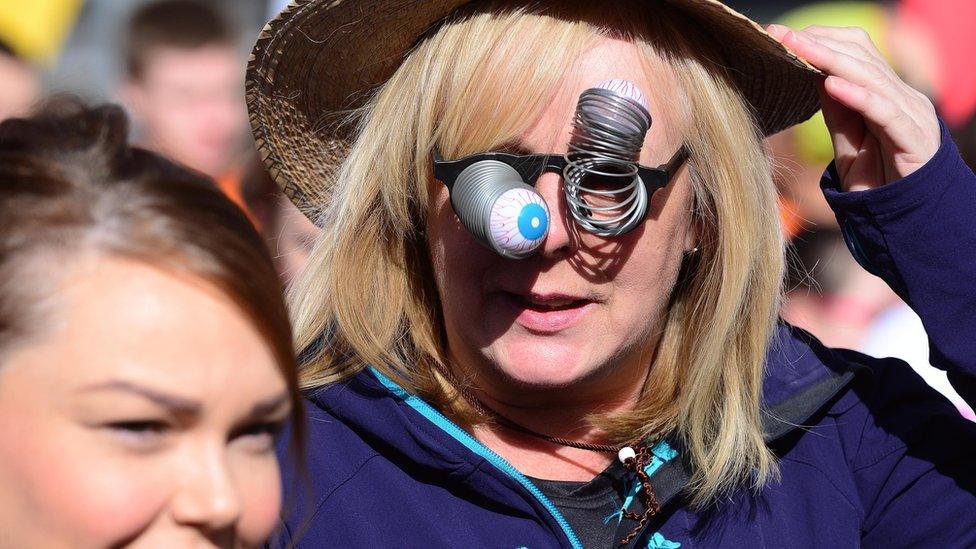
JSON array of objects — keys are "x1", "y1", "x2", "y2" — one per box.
[
  {"x1": 272, "y1": 197, "x2": 321, "y2": 283},
  {"x1": 766, "y1": 25, "x2": 940, "y2": 189},
  {"x1": 121, "y1": 46, "x2": 247, "y2": 178},
  {"x1": 427, "y1": 38, "x2": 695, "y2": 479},
  {"x1": 0, "y1": 53, "x2": 39, "y2": 122},
  {"x1": 0, "y1": 258, "x2": 289, "y2": 548}
]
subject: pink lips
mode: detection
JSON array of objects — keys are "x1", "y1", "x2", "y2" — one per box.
[{"x1": 500, "y1": 292, "x2": 595, "y2": 333}]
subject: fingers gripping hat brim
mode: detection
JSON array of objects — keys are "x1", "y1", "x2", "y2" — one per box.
[
  {"x1": 246, "y1": 0, "x2": 822, "y2": 220},
  {"x1": 667, "y1": 0, "x2": 823, "y2": 132}
]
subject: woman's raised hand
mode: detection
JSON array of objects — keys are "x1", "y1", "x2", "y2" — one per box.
[{"x1": 767, "y1": 24, "x2": 940, "y2": 192}]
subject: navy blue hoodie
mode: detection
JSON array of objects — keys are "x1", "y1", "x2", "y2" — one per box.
[{"x1": 272, "y1": 122, "x2": 976, "y2": 548}]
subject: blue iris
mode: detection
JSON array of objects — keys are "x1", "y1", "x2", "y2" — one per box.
[{"x1": 517, "y1": 203, "x2": 548, "y2": 240}]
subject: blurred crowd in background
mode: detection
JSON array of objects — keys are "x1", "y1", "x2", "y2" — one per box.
[{"x1": 1, "y1": 0, "x2": 972, "y2": 420}]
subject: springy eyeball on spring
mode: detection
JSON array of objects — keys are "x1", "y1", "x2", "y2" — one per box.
[
  {"x1": 563, "y1": 79, "x2": 652, "y2": 236},
  {"x1": 450, "y1": 160, "x2": 549, "y2": 259}
]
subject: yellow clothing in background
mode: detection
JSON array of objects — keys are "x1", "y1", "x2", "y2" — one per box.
[{"x1": 0, "y1": 0, "x2": 82, "y2": 64}]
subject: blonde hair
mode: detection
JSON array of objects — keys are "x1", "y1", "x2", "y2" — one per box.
[{"x1": 289, "y1": 1, "x2": 784, "y2": 506}]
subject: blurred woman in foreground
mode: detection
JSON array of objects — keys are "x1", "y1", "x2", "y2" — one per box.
[{"x1": 0, "y1": 101, "x2": 302, "y2": 547}]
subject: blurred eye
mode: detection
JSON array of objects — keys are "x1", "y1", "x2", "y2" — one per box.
[
  {"x1": 488, "y1": 188, "x2": 549, "y2": 257},
  {"x1": 232, "y1": 421, "x2": 285, "y2": 453},
  {"x1": 104, "y1": 420, "x2": 171, "y2": 447}
]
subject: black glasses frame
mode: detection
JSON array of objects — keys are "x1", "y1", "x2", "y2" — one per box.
[{"x1": 432, "y1": 145, "x2": 689, "y2": 196}]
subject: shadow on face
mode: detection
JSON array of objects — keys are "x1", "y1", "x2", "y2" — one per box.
[{"x1": 426, "y1": 35, "x2": 694, "y2": 400}]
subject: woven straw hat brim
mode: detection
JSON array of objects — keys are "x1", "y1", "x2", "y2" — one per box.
[{"x1": 246, "y1": 0, "x2": 823, "y2": 218}]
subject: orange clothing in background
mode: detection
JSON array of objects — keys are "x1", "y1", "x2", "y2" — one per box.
[
  {"x1": 216, "y1": 164, "x2": 261, "y2": 229},
  {"x1": 778, "y1": 195, "x2": 804, "y2": 240}
]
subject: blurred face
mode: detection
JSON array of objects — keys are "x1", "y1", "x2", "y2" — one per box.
[
  {"x1": 272, "y1": 197, "x2": 321, "y2": 283},
  {"x1": 125, "y1": 46, "x2": 246, "y2": 177},
  {"x1": 0, "y1": 258, "x2": 289, "y2": 548},
  {"x1": 427, "y1": 38, "x2": 694, "y2": 404},
  {"x1": 0, "y1": 53, "x2": 39, "y2": 122}
]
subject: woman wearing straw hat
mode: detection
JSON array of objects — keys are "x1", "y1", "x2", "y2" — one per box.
[{"x1": 248, "y1": 1, "x2": 976, "y2": 547}]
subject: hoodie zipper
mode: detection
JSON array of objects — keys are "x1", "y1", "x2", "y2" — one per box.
[{"x1": 369, "y1": 367, "x2": 584, "y2": 549}]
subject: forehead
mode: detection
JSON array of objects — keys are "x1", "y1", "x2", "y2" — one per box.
[
  {"x1": 141, "y1": 45, "x2": 240, "y2": 86},
  {"x1": 8, "y1": 258, "x2": 286, "y2": 406},
  {"x1": 519, "y1": 37, "x2": 682, "y2": 160}
]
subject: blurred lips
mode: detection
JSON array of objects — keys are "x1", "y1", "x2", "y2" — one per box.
[{"x1": 499, "y1": 290, "x2": 597, "y2": 333}]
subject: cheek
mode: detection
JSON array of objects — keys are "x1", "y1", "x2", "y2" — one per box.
[
  {"x1": 607, "y1": 236, "x2": 678, "y2": 323},
  {"x1": 600, "y1": 187, "x2": 693, "y2": 323},
  {"x1": 231, "y1": 454, "x2": 283, "y2": 543},
  {"x1": 216, "y1": 104, "x2": 245, "y2": 133},
  {"x1": 154, "y1": 109, "x2": 196, "y2": 141},
  {"x1": 426, "y1": 190, "x2": 496, "y2": 321},
  {"x1": 69, "y1": 460, "x2": 173, "y2": 541},
  {"x1": 0, "y1": 378, "x2": 166, "y2": 545},
  {"x1": 0, "y1": 425, "x2": 169, "y2": 544}
]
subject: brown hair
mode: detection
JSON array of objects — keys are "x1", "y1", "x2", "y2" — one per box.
[
  {"x1": 0, "y1": 98, "x2": 303, "y2": 448},
  {"x1": 124, "y1": 0, "x2": 234, "y2": 80}
]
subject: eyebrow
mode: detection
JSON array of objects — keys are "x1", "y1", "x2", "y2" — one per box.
[
  {"x1": 248, "y1": 393, "x2": 290, "y2": 419},
  {"x1": 79, "y1": 380, "x2": 202, "y2": 415},
  {"x1": 80, "y1": 381, "x2": 291, "y2": 420}
]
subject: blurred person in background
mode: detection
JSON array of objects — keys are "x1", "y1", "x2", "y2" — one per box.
[
  {"x1": 0, "y1": 39, "x2": 40, "y2": 121},
  {"x1": 895, "y1": 0, "x2": 976, "y2": 146},
  {"x1": 270, "y1": 197, "x2": 320, "y2": 284},
  {"x1": 857, "y1": 0, "x2": 976, "y2": 416},
  {"x1": 771, "y1": 1, "x2": 974, "y2": 420},
  {"x1": 241, "y1": 158, "x2": 321, "y2": 284},
  {"x1": 0, "y1": 99, "x2": 303, "y2": 547},
  {"x1": 118, "y1": 0, "x2": 250, "y2": 209}
]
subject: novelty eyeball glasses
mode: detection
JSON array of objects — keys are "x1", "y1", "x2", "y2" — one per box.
[{"x1": 432, "y1": 79, "x2": 689, "y2": 259}]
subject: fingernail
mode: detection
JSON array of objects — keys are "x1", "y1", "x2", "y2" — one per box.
[
  {"x1": 767, "y1": 24, "x2": 788, "y2": 37},
  {"x1": 791, "y1": 30, "x2": 814, "y2": 45},
  {"x1": 827, "y1": 76, "x2": 849, "y2": 89}
]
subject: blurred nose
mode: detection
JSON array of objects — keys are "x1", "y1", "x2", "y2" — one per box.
[
  {"x1": 536, "y1": 172, "x2": 578, "y2": 259},
  {"x1": 170, "y1": 445, "x2": 242, "y2": 533}
]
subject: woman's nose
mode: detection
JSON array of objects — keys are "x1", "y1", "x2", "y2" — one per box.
[
  {"x1": 535, "y1": 172, "x2": 578, "y2": 258},
  {"x1": 170, "y1": 447, "x2": 242, "y2": 533}
]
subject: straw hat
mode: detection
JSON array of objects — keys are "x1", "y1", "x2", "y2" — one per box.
[{"x1": 246, "y1": 0, "x2": 822, "y2": 217}]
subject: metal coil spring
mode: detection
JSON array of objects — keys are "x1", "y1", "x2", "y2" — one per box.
[
  {"x1": 563, "y1": 87, "x2": 651, "y2": 236},
  {"x1": 450, "y1": 159, "x2": 547, "y2": 258}
]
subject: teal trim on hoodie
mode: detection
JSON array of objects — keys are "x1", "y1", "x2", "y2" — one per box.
[{"x1": 369, "y1": 367, "x2": 584, "y2": 549}]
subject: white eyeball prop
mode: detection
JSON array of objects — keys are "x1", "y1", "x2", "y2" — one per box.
[
  {"x1": 450, "y1": 160, "x2": 549, "y2": 259},
  {"x1": 597, "y1": 78, "x2": 650, "y2": 110},
  {"x1": 489, "y1": 189, "x2": 548, "y2": 258}
]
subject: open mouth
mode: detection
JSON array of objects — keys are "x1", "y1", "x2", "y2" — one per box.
[
  {"x1": 514, "y1": 294, "x2": 591, "y2": 312},
  {"x1": 501, "y1": 292, "x2": 596, "y2": 333}
]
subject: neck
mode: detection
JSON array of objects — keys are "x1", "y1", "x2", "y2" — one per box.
[{"x1": 450, "y1": 355, "x2": 652, "y2": 481}]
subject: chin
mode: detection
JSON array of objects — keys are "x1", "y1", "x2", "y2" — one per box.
[{"x1": 490, "y1": 336, "x2": 599, "y2": 389}]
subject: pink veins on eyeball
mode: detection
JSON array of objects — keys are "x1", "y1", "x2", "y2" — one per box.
[
  {"x1": 597, "y1": 79, "x2": 649, "y2": 110},
  {"x1": 489, "y1": 188, "x2": 547, "y2": 255}
]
